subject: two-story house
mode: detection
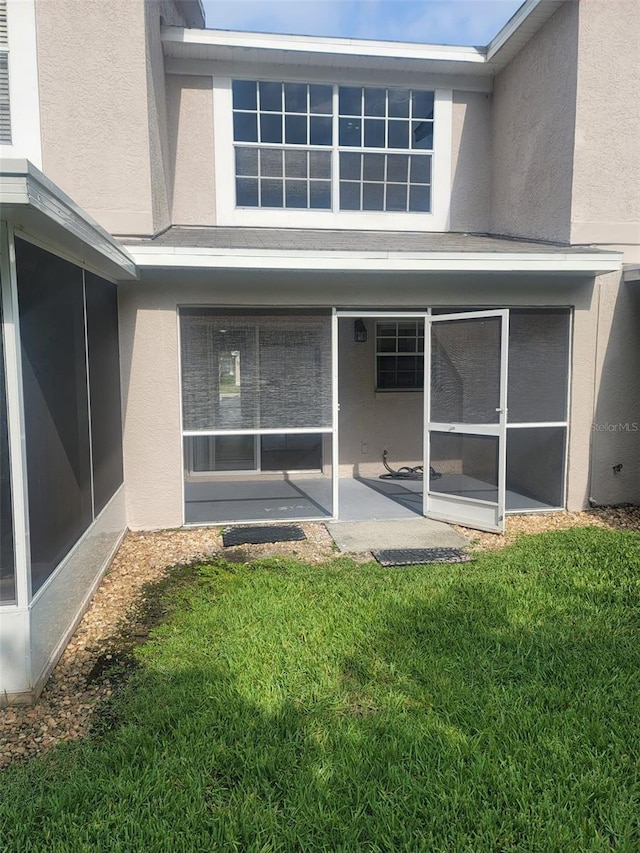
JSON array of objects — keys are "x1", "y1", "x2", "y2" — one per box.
[{"x1": 0, "y1": 0, "x2": 638, "y2": 702}]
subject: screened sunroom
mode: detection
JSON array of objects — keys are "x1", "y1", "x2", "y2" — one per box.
[{"x1": 178, "y1": 303, "x2": 571, "y2": 533}]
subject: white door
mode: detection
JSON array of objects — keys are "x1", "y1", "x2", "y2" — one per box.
[{"x1": 425, "y1": 310, "x2": 508, "y2": 533}]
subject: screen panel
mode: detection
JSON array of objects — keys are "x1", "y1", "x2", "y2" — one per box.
[
  {"x1": 180, "y1": 311, "x2": 333, "y2": 431},
  {"x1": 16, "y1": 238, "x2": 92, "y2": 595},
  {"x1": 429, "y1": 432, "x2": 499, "y2": 504},
  {"x1": 506, "y1": 427, "x2": 566, "y2": 509},
  {"x1": 508, "y1": 309, "x2": 570, "y2": 423},
  {"x1": 431, "y1": 317, "x2": 501, "y2": 424},
  {"x1": 0, "y1": 295, "x2": 15, "y2": 604},
  {"x1": 85, "y1": 272, "x2": 124, "y2": 515}
]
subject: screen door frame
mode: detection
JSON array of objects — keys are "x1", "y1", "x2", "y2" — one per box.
[{"x1": 425, "y1": 309, "x2": 509, "y2": 533}]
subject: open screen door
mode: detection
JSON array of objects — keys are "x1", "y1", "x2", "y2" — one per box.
[{"x1": 425, "y1": 310, "x2": 508, "y2": 533}]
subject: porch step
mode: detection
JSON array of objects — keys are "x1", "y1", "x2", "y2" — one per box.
[{"x1": 327, "y1": 518, "x2": 468, "y2": 553}]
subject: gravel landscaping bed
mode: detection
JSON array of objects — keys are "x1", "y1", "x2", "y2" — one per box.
[{"x1": 1, "y1": 508, "x2": 638, "y2": 768}]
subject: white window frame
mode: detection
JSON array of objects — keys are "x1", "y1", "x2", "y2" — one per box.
[
  {"x1": 213, "y1": 76, "x2": 452, "y2": 231},
  {"x1": 0, "y1": 0, "x2": 41, "y2": 167},
  {"x1": 375, "y1": 319, "x2": 425, "y2": 392}
]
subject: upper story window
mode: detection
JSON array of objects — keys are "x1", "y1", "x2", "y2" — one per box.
[
  {"x1": 231, "y1": 80, "x2": 434, "y2": 215},
  {"x1": 0, "y1": 0, "x2": 11, "y2": 144}
]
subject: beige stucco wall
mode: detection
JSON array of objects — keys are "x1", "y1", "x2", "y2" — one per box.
[
  {"x1": 490, "y1": 1, "x2": 579, "y2": 243},
  {"x1": 590, "y1": 272, "x2": 640, "y2": 504},
  {"x1": 118, "y1": 271, "x2": 598, "y2": 530},
  {"x1": 450, "y1": 91, "x2": 491, "y2": 233},
  {"x1": 36, "y1": 0, "x2": 154, "y2": 235},
  {"x1": 166, "y1": 75, "x2": 217, "y2": 225},
  {"x1": 35, "y1": 0, "x2": 195, "y2": 236},
  {"x1": 571, "y1": 0, "x2": 640, "y2": 252}
]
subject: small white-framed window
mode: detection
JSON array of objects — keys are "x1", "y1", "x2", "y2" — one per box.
[
  {"x1": 214, "y1": 77, "x2": 452, "y2": 230},
  {"x1": 375, "y1": 320, "x2": 425, "y2": 391}
]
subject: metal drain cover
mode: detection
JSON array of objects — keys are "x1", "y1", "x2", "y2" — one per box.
[
  {"x1": 372, "y1": 548, "x2": 473, "y2": 566},
  {"x1": 222, "y1": 524, "x2": 307, "y2": 548}
]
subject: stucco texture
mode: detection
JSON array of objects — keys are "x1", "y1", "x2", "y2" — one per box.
[
  {"x1": 490, "y1": 1, "x2": 579, "y2": 243},
  {"x1": 166, "y1": 75, "x2": 216, "y2": 226},
  {"x1": 36, "y1": 0, "x2": 153, "y2": 235},
  {"x1": 118, "y1": 272, "x2": 598, "y2": 530},
  {"x1": 450, "y1": 91, "x2": 491, "y2": 233},
  {"x1": 571, "y1": 0, "x2": 640, "y2": 252}
]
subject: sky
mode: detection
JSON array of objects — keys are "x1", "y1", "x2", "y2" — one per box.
[{"x1": 201, "y1": 0, "x2": 525, "y2": 47}]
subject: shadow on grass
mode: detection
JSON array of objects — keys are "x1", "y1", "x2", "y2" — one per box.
[{"x1": 2, "y1": 529, "x2": 639, "y2": 851}]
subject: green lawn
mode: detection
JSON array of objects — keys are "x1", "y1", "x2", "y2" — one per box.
[{"x1": 1, "y1": 527, "x2": 639, "y2": 852}]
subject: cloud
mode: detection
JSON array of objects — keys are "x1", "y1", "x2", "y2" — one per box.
[{"x1": 201, "y1": 0, "x2": 525, "y2": 46}]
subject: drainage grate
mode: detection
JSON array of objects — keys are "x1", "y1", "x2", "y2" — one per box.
[
  {"x1": 222, "y1": 524, "x2": 307, "y2": 548},
  {"x1": 372, "y1": 548, "x2": 473, "y2": 567}
]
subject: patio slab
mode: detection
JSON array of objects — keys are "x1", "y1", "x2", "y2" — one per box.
[{"x1": 326, "y1": 518, "x2": 469, "y2": 553}]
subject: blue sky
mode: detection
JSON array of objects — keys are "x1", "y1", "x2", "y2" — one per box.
[{"x1": 201, "y1": 0, "x2": 525, "y2": 46}]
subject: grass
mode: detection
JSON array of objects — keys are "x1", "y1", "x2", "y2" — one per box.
[{"x1": 1, "y1": 527, "x2": 640, "y2": 852}]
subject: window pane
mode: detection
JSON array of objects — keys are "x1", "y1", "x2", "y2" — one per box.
[
  {"x1": 364, "y1": 119, "x2": 385, "y2": 148},
  {"x1": 339, "y1": 86, "x2": 362, "y2": 116},
  {"x1": 285, "y1": 180, "x2": 308, "y2": 208},
  {"x1": 386, "y1": 184, "x2": 407, "y2": 211},
  {"x1": 310, "y1": 181, "x2": 331, "y2": 209},
  {"x1": 409, "y1": 184, "x2": 431, "y2": 212},
  {"x1": 260, "y1": 147, "x2": 283, "y2": 177},
  {"x1": 309, "y1": 115, "x2": 332, "y2": 146},
  {"x1": 309, "y1": 84, "x2": 333, "y2": 114},
  {"x1": 260, "y1": 113, "x2": 282, "y2": 143},
  {"x1": 340, "y1": 181, "x2": 360, "y2": 210},
  {"x1": 260, "y1": 179, "x2": 283, "y2": 207},
  {"x1": 412, "y1": 120, "x2": 433, "y2": 149},
  {"x1": 233, "y1": 112, "x2": 257, "y2": 142},
  {"x1": 363, "y1": 153, "x2": 385, "y2": 181},
  {"x1": 412, "y1": 90, "x2": 434, "y2": 119},
  {"x1": 236, "y1": 147, "x2": 258, "y2": 176},
  {"x1": 85, "y1": 273, "x2": 124, "y2": 516},
  {"x1": 388, "y1": 120, "x2": 410, "y2": 149},
  {"x1": 364, "y1": 87, "x2": 386, "y2": 117},
  {"x1": 0, "y1": 297, "x2": 15, "y2": 604},
  {"x1": 363, "y1": 183, "x2": 384, "y2": 211},
  {"x1": 339, "y1": 117, "x2": 361, "y2": 146},
  {"x1": 387, "y1": 153, "x2": 408, "y2": 182},
  {"x1": 285, "y1": 114, "x2": 307, "y2": 145},
  {"x1": 309, "y1": 150, "x2": 331, "y2": 179},
  {"x1": 236, "y1": 177, "x2": 258, "y2": 206},
  {"x1": 284, "y1": 149, "x2": 307, "y2": 178},
  {"x1": 388, "y1": 88, "x2": 410, "y2": 117},
  {"x1": 410, "y1": 154, "x2": 431, "y2": 183},
  {"x1": 232, "y1": 80, "x2": 257, "y2": 110},
  {"x1": 284, "y1": 82, "x2": 307, "y2": 112},
  {"x1": 16, "y1": 238, "x2": 92, "y2": 596},
  {"x1": 339, "y1": 152, "x2": 361, "y2": 180},
  {"x1": 259, "y1": 81, "x2": 282, "y2": 111}
]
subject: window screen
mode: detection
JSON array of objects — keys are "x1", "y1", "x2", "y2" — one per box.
[
  {"x1": 180, "y1": 311, "x2": 333, "y2": 431},
  {"x1": 16, "y1": 238, "x2": 92, "y2": 595}
]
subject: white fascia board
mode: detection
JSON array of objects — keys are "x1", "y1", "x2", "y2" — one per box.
[
  {"x1": 0, "y1": 159, "x2": 137, "y2": 279},
  {"x1": 161, "y1": 25, "x2": 487, "y2": 66},
  {"x1": 127, "y1": 245, "x2": 622, "y2": 274}
]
